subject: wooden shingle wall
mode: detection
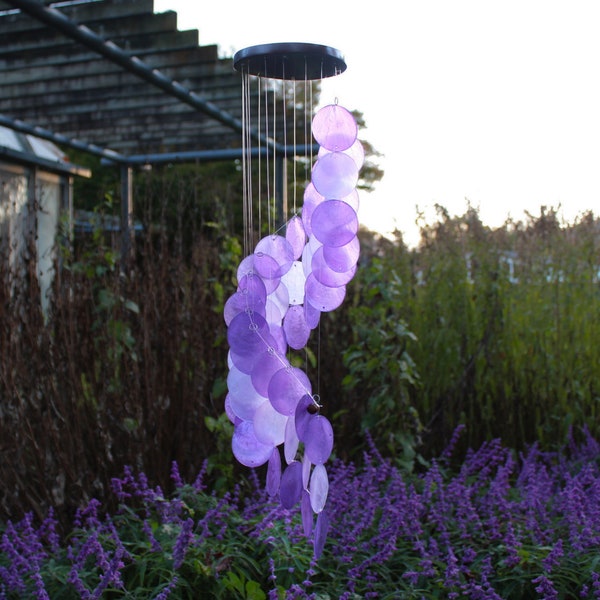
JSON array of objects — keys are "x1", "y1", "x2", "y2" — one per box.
[{"x1": 0, "y1": 0, "x2": 244, "y2": 155}]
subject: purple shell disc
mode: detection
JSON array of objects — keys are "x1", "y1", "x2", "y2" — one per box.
[
  {"x1": 301, "y1": 489, "x2": 313, "y2": 537},
  {"x1": 301, "y1": 183, "x2": 325, "y2": 237},
  {"x1": 312, "y1": 104, "x2": 357, "y2": 152},
  {"x1": 268, "y1": 323, "x2": 288, "y2": 356},
  {"x1": 302, "y1": 453, "x2": 312, "y2": 488},
  {"x1": 283, "y1": 305, "x2": 311, "y2": 350},
  {"x1": 224, "y1": 289, "x2": 266, "y2": 326},
  {"x1": 266, "y1": 448, "x2": 282, "y2": 497},
  {"x1": 227, "y1": 367, "x2": 267, "y2": 421},
  {"x1": 253, "y1": 399, "x2": 288, "y2": 446},
  {"x1": 268, "y1": 366, "x2": 312, "y2": 415},
  {"x1": 295, "y1": 394, "x2": 316, "y2": 441},
  {"x1": 311, "y1": 200, "x2": 358, "y2": 248},
  {"x1": 304, "y1": 300, "x2": 321, "y2": 330},
  {"x1": 304, "y1": 415, "x2": 334, "y2": 465},
  {"x1": 267, "y1": 282, "x2": 290, "y2": 319},
  {"x1": 251, "y1": 350, "x2": 288, "y2": 397},
  {"x1": 228, "y1": 342, "x2": 261, "y2": 375},
  {"x1": 265, "y1": 297, "x2": 285, "y2": 326},
  {"x1": 341, "y1": 188, "x2": 360, "y2": 212},
  {"x1": 322, "y1": 235, "x2": 360, "y2": 273},
  {"x1": 238, "y1": 272, "x2": 268, "y2": 299},
  {"x1": 309, "y1": 463, "x2": 329, "y2": 513},
  {"x1": 228, "y1": 328, "x2": 279, "y2": 373},
  {"x1": 232, "y1": 420, "x2": 274, "y2": 468},
  {"x1": 285, "y1": 215, "x2": 306, "y2": 260},
  {"x1": 227, "y1": 310, "x2": 270, "y2": 356},
  {"x1": 305, "y1": 273, "x2": 346, "y2": 312},
  {"x1": 346, "y1": 138, "x2": 365, "y2": 168},
  {"x1": 301, "y1": 235, "x2": 321, "y2": 278},
  {"x1": 255, "y1": 235, "x2": 294, "y2": 278},
  {"x1": 279, "y1": 460, "x2": 303, "y2": 509},
  {"x1": 284, "y1": 416, "x2": 299, "y2": 463},
  {"x1": 280, "y1": 261, "x2": 305, "y2": 306},
  {"x1": 311, "y1": 152, "x2": 359, "y2": 200},
  {"x1": 319, "y1": 137, "x2": 365, "y2": 169},
  {"x1": 311, "y1": 245, "x2": 357, "y2": 287},
  {"x1": 238, "y1": 254, "x2": 281, "y2": 293},
  {"x1": 224, "y1": 393, "x2": 239, "y2": 424},
  {"x1": 313, "y1": 509, "x2": 330, "y2": 559}
]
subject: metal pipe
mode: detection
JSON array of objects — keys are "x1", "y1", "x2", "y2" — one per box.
[
  {"x1": 0, "y1": 112, "x2": 125, "y2": 163},
  {"x1": 99, "y1": 144, "x2": 320, "y2": 166},
  {"x1": 120, "y1": 164, "x2": 133, "y2": 268}
]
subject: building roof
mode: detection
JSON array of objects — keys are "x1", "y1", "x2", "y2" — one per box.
[
  {"x1": 0, "y1": 124, "x2": 91, "y2": 176},
  {"x1": 0, "y1": 0, "x2": 246, "y2": 159}
]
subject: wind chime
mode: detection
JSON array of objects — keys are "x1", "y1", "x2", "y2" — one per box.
[{"x1": 223, "y1": 42, "x2": 363, "y2": 559}]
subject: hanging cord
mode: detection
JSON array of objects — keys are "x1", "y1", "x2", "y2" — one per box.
[
  {"x1": 247, "y1": 74, "x2": 255, "y2": 252},
  {"x1": 263, "y1": 74, "x2": 271, "y2": 239},
  {"x1": 303, "y1": 64, "x2": 310, "y2": 185},
  {"x1": 271, "y1": 80, "x2": 277, "y2": 234},
  {"x1": 241, "y1": 69, "x2": 249, "y2": 256},
  {"x1": 256, "y1": 75, "x2": 262, "y2": 241},
  {"x1": 292, "y1": 77, "x2": 297, "y2": 215},
  {"x1": 281, "y1": 64, "x2": 288, "y2": 230}
]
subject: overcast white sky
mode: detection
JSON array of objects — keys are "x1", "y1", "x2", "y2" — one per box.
[{"x1": 155, "y1": 0, "x2": 600, "y2": 246}]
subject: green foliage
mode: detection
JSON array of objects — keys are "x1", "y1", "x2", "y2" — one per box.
[
  {"x1": 335, "y1": 206, "x2": 600, "y2": 461},
  {"x1": 203, "y1": 412, "x2": 235, "y2": 493},
  {"x1": 407, "y1": 205, "x2": 600, "y2": 454},
  {"x1": 342, "y1": 255, "x2": 423, "y2": 470},
  {"x1": 4, "y1": 432, "x2": 600, "y2": 599},
  {"x1": 62, "y1": 195, "x2": 139, "y2": 394}
]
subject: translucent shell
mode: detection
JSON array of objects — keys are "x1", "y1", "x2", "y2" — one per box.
[
  {"x1": 225, "y1": 101, "x2": 362, "y2": 541},
  {"x1": 311, "y1": 152, "x2": 359, "y2": 199},
  {"x1": 268, "y1": 367, "x2": 312, "y2": 416},
  {"x1": 279, "y1": 460, "x2": 303, "y2": 509},
  {"x1": 232, "y1": 420, "x2": 274, "y2": 468},
  {"x1": 311, "y1": 200, "x2": 358, "y2": 248},
  {"x1": 312, "y1": 104, "x2": 357, "y2": 151},
  {"x1": 304, "y1": 415, "x2": 334, "y2": 465},
  {"x1": 309, "y1": 463, "x2": 329, "y2": 513}
]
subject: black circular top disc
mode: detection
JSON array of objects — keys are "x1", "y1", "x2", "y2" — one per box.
[{"x1": 233, "y1": 42, "x2": 346, "y2": 80}]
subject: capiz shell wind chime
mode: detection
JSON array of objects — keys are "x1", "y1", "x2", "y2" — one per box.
[{"x1": 224, "y1": 42, "x2": 363, "y2": 559}]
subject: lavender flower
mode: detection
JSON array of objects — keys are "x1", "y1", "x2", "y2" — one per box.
[
  {"x1": 154, "y1": 575, "x2": 179, "y2": 600},
  {"x1": 172, "y1": 517, "x2": 194, "y2": 569},
  {"x1": 533, "y1": 574, "x2": 559, "y2": 600}
]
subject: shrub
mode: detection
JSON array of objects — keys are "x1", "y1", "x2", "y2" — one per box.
[{"x1": 3, "y1": 427, "x2": 600, "y2": 598}]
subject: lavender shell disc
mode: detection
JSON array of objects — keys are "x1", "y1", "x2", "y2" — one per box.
[
  {"x1": 305, "y1": 273, "x2": 346, "y2": 313},
  {"x1": 311, "y1": 200, "x2": 358, "y2": 248},
  {"x1": 285, "y1": 215, "x2": 307, "y2": 260},
  {"x1": 311, "y1": 152, "x2": 359, "y2": 200},
  {"x1": 312, "y1": 104, "x2": 358, "y2": 152},
  {"x1": 304, "y1": 415, "x2": 334, "y2": 465},
  {"x1": 268, "y1": 366, "x2": 312, "y2": 416},
  {"x1": 224, "y1": 99, "x2": 362, "y2": 556},
  {"x1": 266, "y1": 447, "x2": 282, "y2": 497},
  {"x1": 279, "y1": 460, "x2": 303, "y2": 509},
  {"x1": 283, "y1": 305, "x2": 311, "y2": 350},
  {"x1": 309, "y1": 463, "x2": 329, "y2": 513},
  {"x1": 231, "y1": 420, "x2": 274, "y2": 468}
]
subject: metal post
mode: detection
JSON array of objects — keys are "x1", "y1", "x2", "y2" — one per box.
[{"x1": 120, "y1": 164, "x2": 133, "y2": 269}]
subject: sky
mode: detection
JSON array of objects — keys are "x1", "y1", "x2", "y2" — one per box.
[{"x1": 155, "y1": 0, "x2": 600, "y2": 246}]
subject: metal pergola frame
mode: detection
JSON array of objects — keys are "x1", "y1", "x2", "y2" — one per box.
[{"x1": 1, "y1": 0, "x2": 319, "y2": 259}]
